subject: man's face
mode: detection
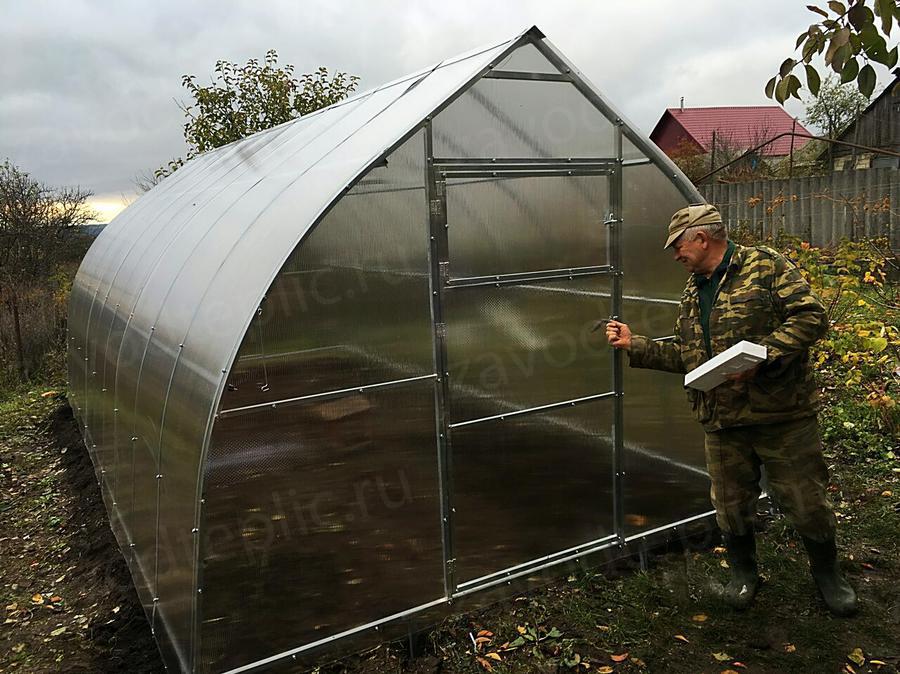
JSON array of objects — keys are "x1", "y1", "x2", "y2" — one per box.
[{"x1": 670, "y1": 229, "x2": 708, "y2": 273}]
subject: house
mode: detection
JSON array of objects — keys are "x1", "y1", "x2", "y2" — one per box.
[
  {"x1": 650, "y1": 105, "x2": 812, "y2": 161},
  {"x1": 821, "y1": 73, "x2": 900, "y2": 171}
]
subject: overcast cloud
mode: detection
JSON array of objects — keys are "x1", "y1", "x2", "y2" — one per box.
[{"x1": 1, "y1": 0, "x2": 889, "y2": 220}]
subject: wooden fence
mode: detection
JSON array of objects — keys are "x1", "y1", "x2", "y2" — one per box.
[{"x1": 700, "y1": 167, "x2": 899, "y2": 250}]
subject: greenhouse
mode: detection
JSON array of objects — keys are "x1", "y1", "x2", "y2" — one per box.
[{"x1": 68, "y1": 25, "x2": 711, "y2": 673}]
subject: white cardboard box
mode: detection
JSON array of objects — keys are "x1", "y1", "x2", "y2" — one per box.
[{"x1": 684, "y1": 340, "x2": 767, "y2": 392}]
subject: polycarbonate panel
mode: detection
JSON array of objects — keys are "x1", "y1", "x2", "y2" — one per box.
[
  {"x1": 622, "y1": 297, "x2": 680, "y2": 340},
  {"x1": 445, "y1": 278, "x2": 612, "y2": 423},
  {"x1": 433, "y1": 79, "x2": 615, "y2": 159},
  {"x1": 199, "y1": 381, "x2": 443, "y2": 672},
  {"x1": 445, "y1": 175, "x2": 608, "y2": 279},
  {"x1": 221, "y1": 132, "x2": 432, "y2": 410},
  {"x1": 622, "y1": 163, "x2": 693, "y2": 300},
  {"x1": 174, "y1": 44, "x2": 517, "y2": 425},
  {"x1": 622, "y1": 135, "x2": 646, "y2": 162},
  {"x1": 623, "y1": 366, "x2": 709, "y2": 535},
  {"x1": 452, "y1": 398, "x2": 614, "y2": 583},
  {"x1": 154, "y1": 366, "x2": 220, "y2": 673},
  {"x1": 494, "y1": 42, "x2": 560, "y2": 73}
]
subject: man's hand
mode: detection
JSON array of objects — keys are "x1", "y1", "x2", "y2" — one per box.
[
  {"x1": 605, "y1": 319, "x2": 632, "y2": 350},
  {"x1": 725, "y1": 364, "x2": 760, "y2": 382}
]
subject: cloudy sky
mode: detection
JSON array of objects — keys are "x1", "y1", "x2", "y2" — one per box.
[{"x1": 1, "y1": 0, "x2": 889, "y2": 221}]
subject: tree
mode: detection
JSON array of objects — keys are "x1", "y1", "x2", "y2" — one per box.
[
  {"x1": 180, "y1": 50, "x2": 358, "y2": 157},
  {"x1": 804, "y1": 74, "x2": 871, "y2": 137},
  {"x1": 767, "y1": 0, "x2": 898, "y2": 103},
  {"x1": 0, "y1": 160, "x2": 94, "y2": 381},
  {"x1": 146, "y1": 51, "x2": 359, "y2": 186}
]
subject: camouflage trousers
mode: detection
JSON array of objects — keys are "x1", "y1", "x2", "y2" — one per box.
[{"x1": 704, "y1": 415, "x2": 837, "y2": 542}]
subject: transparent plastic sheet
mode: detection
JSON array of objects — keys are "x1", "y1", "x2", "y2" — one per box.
[
  {"x1": 623, "y1": 365, "x2": 709, "y2": 536},
  {"x1": 445, "y1": 175, "x2": 608, "y2": 279},
  {"x1": 494, "y1": 42, "x2": 561, "y2": 73},
  {"x1": 221, "y1": 132, "x2": 432, "y2": 410},
  {"x1": 621, "y1": 163, "x2": 693, "y2": 300},
  {"x1": 434, "y1": 79, "x2": 615, "y2": 159},
  {"x1": 444, "y1": 278, "x2": 612, "y2": 423},
  {"x1": 450, "y1": 398, "x2": 615, "y2": 583},
  {"x1": 199, "y1": 381, "x2": 443, "y2": 672}
]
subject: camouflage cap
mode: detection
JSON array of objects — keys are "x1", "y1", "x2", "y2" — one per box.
[{"x1": 664, "y1": 204, "x2": 723, "y2": 250}]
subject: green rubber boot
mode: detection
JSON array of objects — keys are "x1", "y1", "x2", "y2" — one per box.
[
  {"x1": 801, "y1": 536, "x2": 858, "y2": 617},
  {"x1": 723, "y1": 532, "x2": 761, "y2": 610}
]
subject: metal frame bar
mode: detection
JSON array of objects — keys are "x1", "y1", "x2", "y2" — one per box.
[
  {"x1": 446, "y1": 265, "x2": 612, "y2": 289},
  {"x1": 434, "y1": 157, "x2": 618, "y2": 180},
  {"x1": 215, "y1": 374, "x2": 438, "y2": 418},
  {"x1": 439, "y1": 168, "x2": 614, "y2": 179},
  {"x1": 610, "y1": 122, "x2": 626, "y2": 547},
  {"x1": 456, "y1": 534, "x2": 619, "y2": 593},
  {"x1": 434, "y1": 156, "x2": 618, "y2": 166},
  {"x1": 449, "y1": 391, "x2": 615, "y2": 429},
  {"x1": 482, "y1": 69, "x2": 570, "y2": 82},
  {"x1": 424, "y1": 120, "x2": 458, "y2": 598}
]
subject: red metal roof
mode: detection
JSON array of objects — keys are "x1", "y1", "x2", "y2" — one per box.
[{"x1": 650, "y1": 106, "x2": 812, "y2": 156}]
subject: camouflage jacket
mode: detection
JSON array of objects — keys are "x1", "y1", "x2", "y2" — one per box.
[{"x1": 627, "y1": 244, "x2": 829, "y2": 431}]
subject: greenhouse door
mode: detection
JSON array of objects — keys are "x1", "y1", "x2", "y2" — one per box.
[{"x1": 425, "y1": 149, "x2": 624, "y2": 591}]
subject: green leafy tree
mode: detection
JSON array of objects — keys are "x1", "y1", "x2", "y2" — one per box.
[
  {"x1": 767, "y1": 0, "x2": 898, "y2": 103},
  {"x1": 803, "y1": 74, "x2": 871, "y2": 137},
  {"x1": 0, "y1": 160, "x2": 93, "y2": 381},
  {"x1": 146, "y1": 51, "x2": 359, "y2": 186}
]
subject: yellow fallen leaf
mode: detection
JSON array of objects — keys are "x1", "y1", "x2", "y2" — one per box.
[
  {"x1": 882, "y1": 491, "x2": 893, "y2": 497},
  {"x1": 516, "y1": 625, "x2": 526, "y2": 634},
  {"x1": 674, "y1": 634, "x2": 690, "y2": 643},
  {"x1": 5, "y1": 603, "x2": 17, "y2": 611},
  {"x1": 12, "y1": 643, "x2": 25, "y2": 653},
  {"x1": 720, "y1": 559, "x2": 730, "y2": 568},
  {"x1": 871, "y1": 660, "x2": 887, "y2": 666},
  {"x1": 611, "y1": 652, "x2": 629, "y2": 662},
  {"x1": 785, "y1": 643, "x2": 797, "y2": 653},
  {"x1": 597, "y1": 668, "x2": 614, "y2": 674},
  {"x1": 50, "y1": 626, "x2": 66, "y2": 637},
  {"x1": 713, "y1": 546, "x2": 726, "y2": 554},
  {"x1": 596, "y1": 624, "x2": 610, "y2": 631},
  {"x1": 485, "y1": 652, "x2": 501, "y2": 661},
  {"x1": 848, "y1": 648, "x2": 865, "y2": 667},
  {"x1": 692, "y1": 614, "x2": 708, "y2": 622},
  {"x1": 721, "y1": 670, "x2": 740, "y2": 674},
  {"x1": 713, "y1": 652, "x2": 732, "y2": 661},
  {"x1": 41, "y1": 390, "x2": 58, "y2": 398},
  {"x1": 31, "y1": 594, "x2": 44, "y2": 604}
]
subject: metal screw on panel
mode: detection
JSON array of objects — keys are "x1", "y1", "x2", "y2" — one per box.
[
  {"x1": 156, "y1": 474, "x2": 163, "y2": 480},
  {"x1": 197, "y1": 588, "x2": 202, "y2": 594},
  {"x1": 153, "y1": 597, "x2": 159, "y2": 603},
  {"x1": 192, "y1": 528, "x2": 199, "y2": 534}
]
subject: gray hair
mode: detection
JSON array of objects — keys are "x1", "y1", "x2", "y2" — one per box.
[{"x1": 691, "y1": 222, "x2": 728, "y2": 240}]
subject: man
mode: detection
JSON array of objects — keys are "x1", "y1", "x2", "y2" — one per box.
[{"x1": 606, "y1": 203, "x2": 857, "y2": 616}]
